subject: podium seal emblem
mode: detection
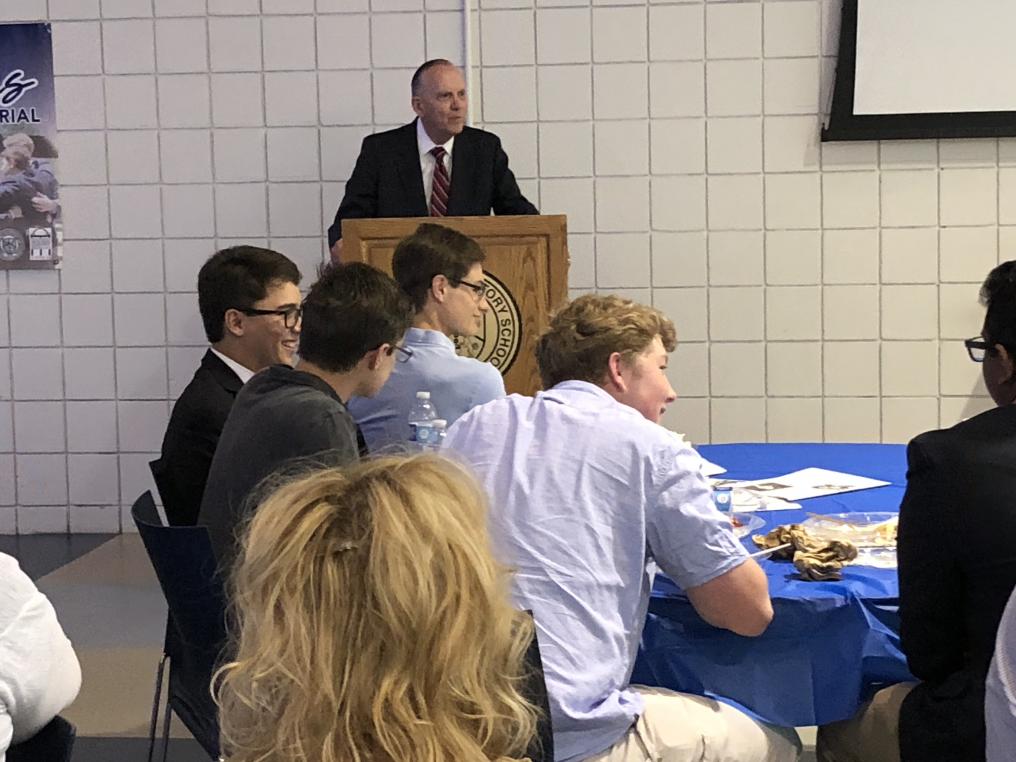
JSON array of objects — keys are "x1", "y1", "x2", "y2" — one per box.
[{"x1": 453, "y1": 271, "x2": 522, "y2": 373}]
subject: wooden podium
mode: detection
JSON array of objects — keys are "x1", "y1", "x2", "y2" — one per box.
[{"x1": 342, "y1": 215, "x2": 568, "y2": 396}]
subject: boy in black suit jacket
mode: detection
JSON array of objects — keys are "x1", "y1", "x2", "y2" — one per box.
[
  {"x1": 819, "y1": 260, "x2": 1016, "y2": 762},
  {"x1": 152, "y1": 246, "x2": 301, "y2": 525}
]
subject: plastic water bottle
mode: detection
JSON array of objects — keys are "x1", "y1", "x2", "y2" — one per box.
[
  {"x1": 408, "y1": 391, "x2": 438, "y2": 446},
  {"x1": 713, "y1": 485, "x2": 733, "y2": 513},
  {"x1": 429, "y1": 419, "x2": 447, "y2": 450}
]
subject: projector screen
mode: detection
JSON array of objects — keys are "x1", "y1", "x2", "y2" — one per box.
[
  {"x1": 823, "y1": 0, "x2": 1016, "y2": 141},
  {"x1": 855, "y1": 0, "x2": 1016, "y2": 115}
]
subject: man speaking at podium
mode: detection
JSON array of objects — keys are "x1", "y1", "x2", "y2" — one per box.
[{"x1": 327, "y1": 59, "x2": 538, "y2": 258}]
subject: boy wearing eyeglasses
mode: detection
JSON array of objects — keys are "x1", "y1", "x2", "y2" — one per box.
[
  {"x1": 819, "y1": 260, "x2": 1016, "y2": 762},
  {"x1": 198, "y1": 262, "x2": 413, "y2": 570},
  {"x1": 153, "y1": 246, "x2": 301, "y2": 527},
  {"x1": 348, "y1": 223, "x2": 506, "y2": 452}
]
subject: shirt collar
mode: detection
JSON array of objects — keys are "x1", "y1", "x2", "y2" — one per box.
[
  {"x1": 210, "y1": 347, "x2": 255, "y2": 384},
  {"x1": 405, "y1": 326, "x2": 455, "y2": 349},
  {"x1": 542, "y1": 380, "x2": 646, "y2": 420},
  {"x1": 545, "y1": 379, "x2": 615, "y2": 400},
  {"x1": 416, "y1": 118, "x2": 455, "y2": 159}
]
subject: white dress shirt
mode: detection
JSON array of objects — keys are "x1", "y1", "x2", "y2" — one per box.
[
  {"x1": 416, "y1": 118, "x2": 454, "y2": 207},
  {"x1": 210, "y1": 347, "x2": 254, "y2": 384}
]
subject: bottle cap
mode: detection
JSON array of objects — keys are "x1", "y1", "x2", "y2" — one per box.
[{"x1": 416, "y1": 391, "x2": 431, "y2": 399}]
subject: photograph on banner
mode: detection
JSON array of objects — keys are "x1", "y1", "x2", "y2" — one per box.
[{"x1": 0, "y1": 22, "x2": 60, "y2": 270}]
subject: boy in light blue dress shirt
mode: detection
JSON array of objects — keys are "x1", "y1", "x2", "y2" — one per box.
[
  {"x1": 349, "y1": 223, "x2": 505, "y2": 451},
  {"x1": 443, "y1": 294, "x2": 801, "y2": 762}
]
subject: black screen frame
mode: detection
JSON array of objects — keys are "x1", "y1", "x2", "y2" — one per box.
[{"x1": 822, "y1": 0, "x2": 1016, "y2": 142}]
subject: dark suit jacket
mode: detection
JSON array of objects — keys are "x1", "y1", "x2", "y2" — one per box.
[
  {"x1": 152, "y1": 350, "x2": 243, "y2": 526},
  {"x1": 327, "y1": 120, "x2": 538, "y2": 247},
  {"x1": 898, "y1": 404, "x2": 1016, "y2": 762}
]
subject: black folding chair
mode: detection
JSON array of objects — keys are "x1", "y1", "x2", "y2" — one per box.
[
  {"x1": 522, "y1": 613, "x2": 554, "y2": 762},
  {"x1": 7, "y1": 715, "x2": 76, "y2": 762},
  {"x1": 132, "y1": 491, "x2": 225, "y2": 762}
]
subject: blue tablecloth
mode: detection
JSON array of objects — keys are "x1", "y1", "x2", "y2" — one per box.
[{"x1": 631, "y1": 443, "x2": 916, "y2": 727}]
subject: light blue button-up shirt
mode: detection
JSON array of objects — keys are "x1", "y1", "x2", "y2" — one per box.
[
  {"x1": 348, "y1": 327, "x2": 505, "y2": 452},
  {"x1": 443, "y1": 381, "x2": 748, "y2": 762}
]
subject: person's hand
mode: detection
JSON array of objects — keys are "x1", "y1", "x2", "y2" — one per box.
[
  {"x1": 329, "y1": 238, "x2": 344, "y2": 263},
  {"x1": 32, "y1": 193, "x2": 59, "y2": 214}
]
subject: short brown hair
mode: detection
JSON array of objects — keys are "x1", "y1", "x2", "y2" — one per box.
[
  {"x1": 392, "y1": 223, "x2": 485, "y2": 312},
  {"x1": 535, "y1": 294, "x2": 676, "y2": 388},
  {"x1": 299, "y1": 262, "x2": 413, "y2": 373}
]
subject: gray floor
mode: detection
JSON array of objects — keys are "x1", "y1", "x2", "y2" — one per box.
[{"x1": 8, "y1": 534, "x2": 818, "y2": 762}]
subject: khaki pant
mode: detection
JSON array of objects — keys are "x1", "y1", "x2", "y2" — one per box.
[
  {"x1": 816, "y1": 682, "x2": 917, "y2": 762},
  {"x1": 582, "y1": 686, "x2": 802, "y2": 762}
]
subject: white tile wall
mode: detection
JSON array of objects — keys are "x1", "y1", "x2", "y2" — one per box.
[{"x1": 1, "y1": 0, "x2": 1007, "y2": 532}]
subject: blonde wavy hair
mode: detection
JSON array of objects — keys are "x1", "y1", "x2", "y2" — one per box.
[
  {"x1": 535, "y1": 294, "x2": 677, "y2": 388},
  {"x1": 214, "y1": 453, "x2": 538, "y2": 762}
]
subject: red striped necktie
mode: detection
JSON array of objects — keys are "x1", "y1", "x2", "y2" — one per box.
[{"x1": 429, "y1": 146, "x2": 449, "y2": 217}]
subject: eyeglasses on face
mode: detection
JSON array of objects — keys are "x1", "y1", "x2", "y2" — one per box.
[
  {"x1": 383, "y1": 343, "x2": 414, "y2": 363},
  {"x1": 452, "y1": 278, "x2": 487, "y2": 300},
  {"x1": 240, "y1": 305, "x2": 302, "y2": 329},
  {"x1": 965, "y1": 336, "x2": 990, "y2": 363}
]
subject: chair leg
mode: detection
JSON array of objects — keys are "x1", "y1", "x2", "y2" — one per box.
[
  {"x1": 147, "y1": 653, "x2": 169, "y2": 762},
  {"x1": 159, "y1": 686, "x2": 173, "y2": 762}
]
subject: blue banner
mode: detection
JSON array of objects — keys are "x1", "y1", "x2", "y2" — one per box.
[{"x1": 0, "y1": 22, "x2": 60, "y2": 270}]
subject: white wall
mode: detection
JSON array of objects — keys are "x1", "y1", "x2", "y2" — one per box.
[{"x1": 0, "y1": 0, "x2": 1000, "y2": 533}]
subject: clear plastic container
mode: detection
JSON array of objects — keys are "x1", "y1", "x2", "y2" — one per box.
[{"x1": 408, "y1": 391, "x2": 438, "y2": 445}]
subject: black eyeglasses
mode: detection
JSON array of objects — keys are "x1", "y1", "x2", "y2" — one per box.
[
  {"x1": 383, "y1": 343, "x2": 414, "y2": 363},
  {"x1": 452, "y1": 278, "x2": 487, "y2": 300},
  {"x1": 240, "y1": 305, "x2": 302, "y2": 329},
  {"x1": 965, "y1": 336, "x2": 990, "y2": 362}
]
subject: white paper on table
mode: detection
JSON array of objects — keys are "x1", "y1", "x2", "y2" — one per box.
[{"x1": 716, "y1": 467, "x2": 889, "y2": 502}]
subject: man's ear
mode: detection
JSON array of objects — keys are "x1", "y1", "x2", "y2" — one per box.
[
  {"x1": 605, "y1": 351, "x2": 628, "y2": 393},
  {"x1": 411, "y1": 96, "x2": 424, "y2": 118},
  {"x1": 365, "y1": 345, "x2": 387, "y2": 372},
  {"x1": 222, "y1": 309, "x2": 245, "y2": 338},
  {"x1": 430, "y1": 274, "x2": 450, "y2": 304},
  {"x1": 996, "y1": 344, "x2": 1016, "y2": 385}
]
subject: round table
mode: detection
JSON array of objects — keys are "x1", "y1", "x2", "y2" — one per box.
[{"x1": 631, "y1": 443, "x2": 915, "y2": 727}]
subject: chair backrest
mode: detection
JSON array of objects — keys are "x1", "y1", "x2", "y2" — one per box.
[
  {"x1": 133, "y1": 491, "x2": 226, "y2": 759},
  {"x1": 522, "y1": 613, "x2": 554, "y2": 762},
  {"x1": 148, "y1": 457, "x2": 172, "y2": 513},
  {"x1": 131, "y1": 491, "x2": 227, "y2": 661},
  {"x1": 8, "y1": 715, "x2": 76, "y2": 762}
]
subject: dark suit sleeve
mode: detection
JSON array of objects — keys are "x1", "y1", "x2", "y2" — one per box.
[
  {"x1": 155, "y1": 422, "x2": 220, "y2": 526},
  {"x1": 328, "y1": 137, "x2": 379, "y2": 247},
  {"x1": 490, "y1": 135, "x2": 538, "y2": 216},
  {"x1": 898, "y1": 436, "x2": 965, "y2": 682},
  {"x1": 157, "y1": 384, "x2": 233, "y2": 526}
]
